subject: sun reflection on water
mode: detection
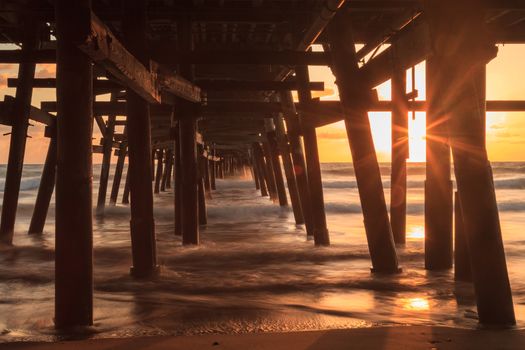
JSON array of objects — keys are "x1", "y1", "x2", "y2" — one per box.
[
  {"x1": 407, "y1": 226, "x2": 425, "y2": 239},
  {"x1": 402, "y1": 297, "x2": 430, "y2": 311}
]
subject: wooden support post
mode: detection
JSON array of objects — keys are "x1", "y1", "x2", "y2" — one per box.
[
  {"x1": 252, "y1": 145, "x2": 268, "y2": 197},
  {"x1": 122, "y1": 169, "x2": 130, "y2": 204},
  {"x1": 265, "y1": 120, "x2": 288, "y2": 207},
  {"x1": 96, "y1": 113, "x2": 116, "y2": 214},
  {"x1": 198, "y1": 150, "x2": 208, "y2": 226},
  {"x1": 203, "y1": 151, "x2": 212, "y2": 197},
  {"x1": 123, "y1": 0, "x2": 158, "y2": 278},
  {"x1": 28, "y1": 127, "x2": 56, "y2": 234},
  {"x1": 280, "y1": 91, "x2": 314, "y2": 235},
  {"x1": 428, "y1": 0, "x2": 514, "y2": 325},
  {"x1": 161, "y1": 149, "x2": 172, "y2": 192},
  {"x1": 209, "y1": 158, "x2": 216, "y2": 190},
  {"x1": 454, "y1": 191, "x2": 471, "y2": 282},
  {"x1": 262, "y1": 142, "x2": 278, "y2": 201},
  {"x1": 0, "y1": 13, "x2": 38, "y2": 244},
  {"x1": 328, "y1": 15, "x2": 399, "y2": 272},
  {"x1": 110, "y1": 141, "x2": 127, "y2": 205},
  {"x1": 174, "y1": 125, "x2": 182, "y2": 236},
  {"x1": 425, "y1": 57, "x2": 453, "y2": 270},
  {"x1": 251, "y1": 152, "x2": 261, "y2": 190},
  {"x1": 178, "y1": 18, "x2": 199, "y2": 245},
  {"x1": 54, "y1": 0, "x2": 93, "y2": 328},
  {"x1": 273, "y1": 111, "x2": 304, "y2": 225},
  {"x1": 296, "y1": 65, "x2": 329, "y2": 246},
  {"x1": 391, "y1": 65, "x2": 408, "y2": 244},
  {"x1": 154, "y1": 148, "x2": 164, "y2": 194}
]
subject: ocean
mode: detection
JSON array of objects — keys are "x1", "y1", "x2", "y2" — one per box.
[{"x1": 0, "y1": 162, "x2": 524, "y2": 342}]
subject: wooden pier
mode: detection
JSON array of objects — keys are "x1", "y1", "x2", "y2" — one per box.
[{"x1": 0, "y1": 0, "x2": 523, "y2": 329}]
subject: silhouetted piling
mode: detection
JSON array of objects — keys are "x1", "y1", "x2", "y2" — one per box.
[
  {"x1": 454, "y1": 191, "x2": 471, "y2": 282},
  {"x1": 110, "y1": 141, "x2": 127, "y2": 205},
  {"x1": 265, "y1": 120, "x2": 288, "y2": 207},
  {"x1": 96, "y1": 112, "x2": 116, "y2": 214},
  {"x1": 154, "y1": 148, "x2": 164, "y2": 194}
]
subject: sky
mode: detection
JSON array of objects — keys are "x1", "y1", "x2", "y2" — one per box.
[{"x1": 0, "y1": 44, "x2": 524, "y2": 164}]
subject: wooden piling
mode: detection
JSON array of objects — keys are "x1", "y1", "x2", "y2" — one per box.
[
  {"x1": 251, "y1": 152, "x2": 261, "y2": 190},
  {"x1": 198, "y1": 177, "x2": 207, "y2": 225},
  {"x1": 110, "y1": 141, "x2": 127, "y2": 205},
  {"x1": 161, "y1": 149, "x2": 172, "y2": 192},
  {"x1": 252, "y1": 145, "x2": 268, "y2": 197},
  {"x1": 154, "y1": 148, "x2": 164, "y2": 194},
  {"x1": 0, "y1": 14, "x2": 38, "y2": 244},
  {"x1": 28, "y1": 126, "x2": 56, "y2": 234},
  {"x1": 210, "y1": 148, "x2": 216, "y2": 190},
  {"x1": 425, "y1": 56, "x2": 454, "y2": 270},
  {"x1": 273, "y1": 111, "x2": 304, "y2": 224},
  {"x1": 327, "y1": 15, "x2": 399, "y2": 272},
  {"x1": 123, "y1": 0, "x2": 158, "y2": 277},
  {"x1": 54, "y1": 0, "x2": 93, "y2": 328},
  {"x1": 454, "y1": 191, "x2": 471, "y2": 282},
  {"x1": 174, "y1": 125, "x2": 182, "y2": 236},
  {"x1": 391, "y1": 65, "x2": 408, "y2": 244},
  {"x1": 203, "y1": 152, "x2": 212, "y2": 197},
  {"x1": 96, "y1": 113, "x2": 116, "y2": 214},
  {"x1": 122, "y1": 169, "x2": 130, "y2": 204},
  {"x1": 265, "y1": 120, "x2": 288, "y2": 207},
  {"x1": 427, "y1": 0, "x2": 514, "y2": 325},
  {"x1": 296, "y1": 65, "x2": 329, "y2": 246},
  {"x1": 262, "y1": 142, "x2": 279, "y2": 201},
  {"x1": 280, "y1": 91, "x2": 314, "y2": 234}
]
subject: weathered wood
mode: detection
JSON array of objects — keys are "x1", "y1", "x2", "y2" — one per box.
[
  {"x1": 390, "y1": 65, "x2": 408, "y2": 244},
  {"x1": 161, "y1": 149, "x2": 172, "y2": 192},
  {"x1": 123, "y1": 0, "x2": 159, "y2": 278},
  {"x1": 454, "y1": 191, "x2": 472, "y2": 282},
  {"x1": 265, "y1": 121, "x2": 288, "y2": 207},
  {"x1": 429, "y1": 0, "x2": 514, "y2": 326},
  {"x1": 252, "y1": 143, "x2": 269, "y2": 197},
  {"x1": 96, "y1": 113, "x2": 116, "y2": 214},
  {"x1": 273, "y1": 111, "x2": 304, "y2": 225},
  {"x1": 174, "y1": 125, "x2": 183, "y2": 236},
  {"x1": 209, "y1": 150, "x2": 216, "y2": 190},
  {"x1": 0, "y1": 15, "x2": 38, "y2": 244},
  {"x1": 197, "y1": 80, "x2": 324, "y2": 91},
  {"x1": 122, "y1": 168, "x2": 130, "y2": 204},
  {"x1": 28, "y1": 128, "x2": 56, "y2": 234},
  {"x1": 296, "y1": 65, "x2": 330, "y2": 246},
  {"x1": 54, "y1": 0, "x2": 93, "y2": 328},
  {"x1": 110, "y1": 141, "x2": 127, "y2": 205},
  {"x1": 425, "y1": 56, "x2": 453, "y2": 270},
  {"x1": 328, "y1": 14, "x2": 399, "y2": 272},
  {"x1": 262, "y1": 142, "x2": 278, "y2": 201},
  {"x1": 154, "y1": 149, "x2": 164, "y2": 194},
  {"x1": 280, "y1": 91, "x2": 314, "y2": 236}
]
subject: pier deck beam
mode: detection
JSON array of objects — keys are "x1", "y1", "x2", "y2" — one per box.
[
  {"x1": 328, "y1": 14, "x2": 399, "y2": 272},
  {"x1": 54, "y1": 0, "x2": 93, "y2": 328},
  {"x1": 425, "y1": 57, "x2": 453, "y2": 270},
  {"x1": 428, "y1": 0, "x2": 515, "y2": 325},
  {"x1": 391, "y1": 65, "x2": 408, "y2": 244},
  {"x1": 296, "y1": 65, "x2": 330, "y2": 246},
  {"x1": 28, "y1": 126, "x2": 57, "y2": 234},
  {"x1": 280, "y1": 90, "x2": 314, "y2": 235},
  {"x1": 123, "y1": 0, "x2": 158, "y2": 278},
  {"x1": 0, "y1": 14, "x2": 38, "y2": 244}
]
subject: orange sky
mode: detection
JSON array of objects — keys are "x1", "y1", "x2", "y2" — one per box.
[{"x1": 0, "y1": 44, "x2": 524, "y2": 164}]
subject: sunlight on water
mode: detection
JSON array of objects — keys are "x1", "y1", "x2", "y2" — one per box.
[
  {"x1": 401, "y1": 298, "x2": 430, "y2": 311},
  {"x1": 406, "y1": 225, "x2": 425, "y2": 240}
]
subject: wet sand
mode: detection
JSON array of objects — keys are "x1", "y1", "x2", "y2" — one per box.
[{"x1": 1, "y1": 326, "x2": 524, "y2": 349}]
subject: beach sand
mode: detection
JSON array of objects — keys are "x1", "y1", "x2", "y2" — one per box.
[{"x1": 1, "y1": 326, "x2": 524, "y2": 350}]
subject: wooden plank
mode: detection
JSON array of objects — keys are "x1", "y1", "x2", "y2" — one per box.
[
  {"x1": 196, "y1": 80, "x2": 325, "y2": 91},
  {"x1": 0, "y1": 49, "x2": 55, "y2": 63},
  {"x1": 2, "y1": 96, "x2": 54, "y2": 126}
]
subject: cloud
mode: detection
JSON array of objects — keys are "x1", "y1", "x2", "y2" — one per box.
[
  {"x1": 36, "y1": 64, "x2": 56, "y2": 78},
  {"x1": 0, "y1": 64, "x2": 16, "y2": 71}
]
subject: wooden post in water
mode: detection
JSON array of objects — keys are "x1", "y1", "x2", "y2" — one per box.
[
  {"x1": 161, "y1": 149, "x2": 172, "y2": 192},
  {"x1": 262, "y1": 142, "x2": 278, "y2": 200},
  {"x1": 280, "y1": 91, "x2": 313, "y2": 234},
  {"x1": 327, "y1": 15, "x2": 399, "y2": 272},
  {"x1": 273, "y1": 111, "x2": 304, "y2": 224},
  {"x1": 28, "y1": 125, "x2": 57, "y2": 234},
  {"x1": 454, "y1": 191, "x2": 471, "y2": 282},
  {"x1": 178, "y1": 18, "x2": 199, "y2": 245},
  {"x1": 296, "y1": 65, "x2": 329, "y2": 246},
  {"x1": 427, "y1": 0, "x2": 515, "y2": 325},
  {"x1": 154, "y1": 148, "x2": 164, "y2": 194},
  {"x1": 54, "y1": 0, "x2": 93, "y2": 328},
  {"x1": 391, "y1": 65, "x2": 408, "y2": 244},
  {"x1": 425, "y1": 57, "x2": 453, "y2": 270},
  {"x1": 203, "y1": 150, "x2": 212, "y2": 198},
  {"x1": 251, "y1": 150, "x2": 261, "y2": 190},
  {"x1": 123, "y1": 0, "x2": 158, "y2": 277},
  {"x1": 122, "y1": 169, "x2": 130, "y2": 204},
  {"x1": 252, "y1": 144, "x2": 268, "y2": 197},
  {"x1": 96, "y1": 112, "x2": 116, "y2": 214},
  {"x1": 110, "y1": 141, "x2": 127, "y2": 205},
  {"x1": 174, "y1": 125, "x2": 182, "y2": 236},
  {"x1": 265, "y1": 119, "x2": 288, "y2": 207},
  {"x1": 198, "y1": 149, "x2": 208, "y2": 226},
  {"x1": 210, "y1": 147, "x2": 216, "y2": 190},
  {"x1": 0, "y1": 13, "x2": 38, "y2": 244}
]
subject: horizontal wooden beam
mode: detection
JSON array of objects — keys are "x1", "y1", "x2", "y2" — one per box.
[
  {"x1": 152, "y1": 49, "x2": 332, "y2": 66},
  {"x1": 197, "y1": 80, "x2": 325, "y2": 91},
  {"x1": 0, "y1": 49, "x2": 55, "y2": 63},
  {"x1": 0, "y1": 96, "x2": 55, "y2": 126}
]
